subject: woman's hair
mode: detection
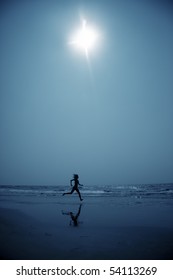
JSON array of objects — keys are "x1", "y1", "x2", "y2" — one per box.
[{"x1": 73, "y1": 174, "x2": 79, "y2": 179}]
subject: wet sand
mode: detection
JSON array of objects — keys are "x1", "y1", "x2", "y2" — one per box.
[{"x1": 0, "y1": 194, "x2": 173, "y2": 259}]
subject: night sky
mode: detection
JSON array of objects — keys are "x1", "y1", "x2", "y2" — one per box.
[{"x1": 0, "y1": 0, "x2": 173, "y2": 185}]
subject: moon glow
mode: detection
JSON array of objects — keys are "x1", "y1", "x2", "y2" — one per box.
[{"x1": 69, "y1": 19, "x2": 99, "y2": 58}]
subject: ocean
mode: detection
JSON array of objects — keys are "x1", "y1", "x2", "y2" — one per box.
[{"x1": 0, "y1": 183, "x2": 173, "y2": 199}]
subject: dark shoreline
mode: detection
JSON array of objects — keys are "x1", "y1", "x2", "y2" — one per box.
[{"x1": 0, "y1": 195, "x2": 173, "y2": 260}]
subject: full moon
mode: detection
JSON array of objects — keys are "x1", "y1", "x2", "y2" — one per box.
[{"x1": 69, "y1": 19, "x2": 99, "y2": 57}]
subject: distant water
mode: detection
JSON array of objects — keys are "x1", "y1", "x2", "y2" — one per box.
[{"x1": 0, "y1": 184, "x2": 173, "y2": 200}]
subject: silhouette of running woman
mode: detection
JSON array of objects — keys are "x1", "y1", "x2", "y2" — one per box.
[{"x1": 63, "y1": 174, "x2": 83, "y2": 201}]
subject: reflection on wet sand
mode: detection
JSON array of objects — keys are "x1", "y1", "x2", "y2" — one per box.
[{"x1": 62, "y1": 204, "x2": 82, "y2": 227}]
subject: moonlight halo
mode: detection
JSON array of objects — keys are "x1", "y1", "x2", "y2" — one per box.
[{"x1": 69, "y1": 19, "x2": 99, "y2": 58}]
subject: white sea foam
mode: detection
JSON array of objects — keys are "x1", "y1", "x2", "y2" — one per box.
[{"x1": 0, "y1": 183, "x2": 173, "y2": 199}]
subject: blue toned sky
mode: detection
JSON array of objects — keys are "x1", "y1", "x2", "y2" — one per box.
[{"x1": 0, "y1": 0, "x2": 173, "y2": 185}]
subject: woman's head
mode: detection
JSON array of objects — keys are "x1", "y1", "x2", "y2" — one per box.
[{"x1": 73, "y1": 174, "x2": 79, "y2": 179}]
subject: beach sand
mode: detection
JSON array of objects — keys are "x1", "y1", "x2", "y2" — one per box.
[{"x1": 0, "y1": 194, "x2": 173, "y2": 260}]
